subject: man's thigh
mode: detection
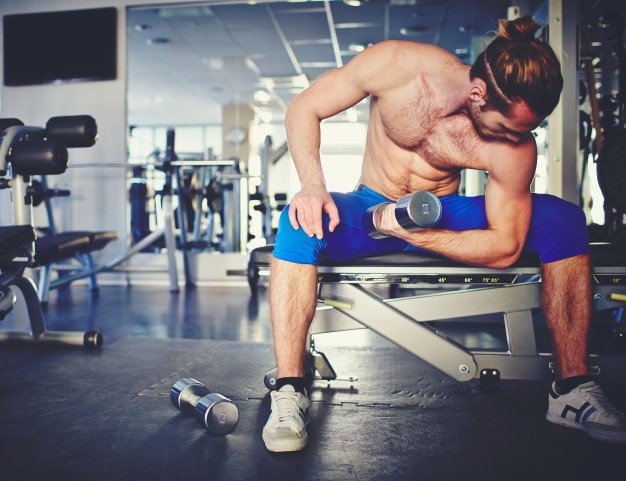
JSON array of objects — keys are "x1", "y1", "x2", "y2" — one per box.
[
  {"x1": 273, "y1": 186, "x2": 406, "y2": 265},
  {"x1": 322, "y1": 190, "x2": 407, "y2": 260}
]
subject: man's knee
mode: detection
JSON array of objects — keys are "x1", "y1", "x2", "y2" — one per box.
[
  {"x1": 532, "y1": 194, "x2": 589, "y2": 263},
  {"x1": 272, "y1": 206, "x2": 325, "y2": 265}
]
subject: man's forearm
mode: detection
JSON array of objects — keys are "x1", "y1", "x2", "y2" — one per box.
[
  {"x1": 285, "y1": 105, "x2": 325, "y2": 187},
  {"x1": 398, "y1": 228, "x2": 520, "y2": 269}
]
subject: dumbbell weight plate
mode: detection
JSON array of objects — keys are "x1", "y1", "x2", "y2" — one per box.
[
  {"x1": 395, "y1": 191, "x2": 442, "y2": 231},
  {"x1": 196, "y1": 392, "x2": 240, "y2": 435}
]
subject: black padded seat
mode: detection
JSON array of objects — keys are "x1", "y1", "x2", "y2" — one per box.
[
  {"x1": 56, "y1": 231, "x2": 117, "y2": 252},
  {"x1": 0, "y1": 226, "x2": 35, "y2": 266},
  {"x1": 250, "y1": 243, "x2": 626, "y2": 269},
  {"x1": 35, "y1": 233, "x2": 90, "y2": 265},
  {"x1": 88, "y1": 231, "x2": 117, "y2": 251}
]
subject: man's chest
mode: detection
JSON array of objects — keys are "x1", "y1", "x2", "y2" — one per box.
[{"x1": 375, "y1": 98, "x2": 486, "y2": 171}]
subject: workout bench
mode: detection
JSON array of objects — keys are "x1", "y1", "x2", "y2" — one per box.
[
  {"x1": 0, "y1": 116, "x2": 103, "y2": 347},
  {"x1": 249, "y1": 244, "x2": 626, "y2": 388}
]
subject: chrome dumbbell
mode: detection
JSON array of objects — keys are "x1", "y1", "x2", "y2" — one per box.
[
  {"x1": 364, "y1": 190, "x2": 442, "y2": 239},
  {"x1": 170, "y1": 378, "x2": 239, "y2": 435}
]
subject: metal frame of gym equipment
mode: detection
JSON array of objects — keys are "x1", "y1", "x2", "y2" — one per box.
[
  {"x1": 37, "y1": 128, "x2": 182, "y2": 295},
  {"x1": 0, "y1": 120, "x2": 102, "y2": 348},
  {"x1": 254, "y1": 135, "x2": 288, "y2": 243},
  {"x1": 35, "y1": 175, "x2": 110, "y2": 300},
  {"x1": 256, "y1": 249, "x2": 626, "y2": 389},
  {"x1": 40, "y1": 129, "x2": 245, "y2": 292}
]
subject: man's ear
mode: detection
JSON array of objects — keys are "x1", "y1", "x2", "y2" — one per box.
[{"x1": 470, "y1": 78, "x2": 487, "y2": 107}]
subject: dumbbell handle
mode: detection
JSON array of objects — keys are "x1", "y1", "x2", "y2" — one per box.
[
  {"x1": 185, "y1": 393, "x2": 203, "y2": 407},
  {"x1": 181, "y1": 391, "x2": 230, "y2": 408}
]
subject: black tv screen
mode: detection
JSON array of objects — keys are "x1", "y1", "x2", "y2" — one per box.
[{"x1": 3, "y1": 7, "x2": 117, "y2": 86}]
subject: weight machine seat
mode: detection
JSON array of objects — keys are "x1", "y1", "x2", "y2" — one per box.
[
  {"x1": 249, "y1": 242, "x2": 626, "y2": 269},
  {"x1": 87, "y1": 231, "x2": 118, "y2": 251},
  {"x1": 54, "y1": 231, "x2": 117, "y2": 252},
  {"x1": 0, "y1": 226, "x2": 36, "y2": 266},
  {"x1": 37, "y1": 231, "x2": 117, "y2": 256},
  {"x1": 35, "y1": 233, "x2": 91, "y2": 266}
]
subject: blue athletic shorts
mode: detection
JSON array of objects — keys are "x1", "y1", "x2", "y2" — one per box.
[{"x1": 273, "y1": 184, "x2": 589, "y2": 266}]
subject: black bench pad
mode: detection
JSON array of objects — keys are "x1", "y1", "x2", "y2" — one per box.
[
  {"x1": 35, "y1": 234, "x2": 91, "y2": 265},
  {"x1": 250, "y1": 243, "x2": 626, "y2": 269},
  {"x1": 0, "y1": 226, "x2": 36, "y2": 266},
  {"x1": 58, "y1": 231, "x2": 118, "y2": 252}
]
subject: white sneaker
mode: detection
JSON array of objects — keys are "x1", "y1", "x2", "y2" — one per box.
[
  {"x1": 546, "y1": 380, "x2": 626, "y2": 443},
  {"x1": 262, "y1": 384, "x2": 310, "y2": 452}
]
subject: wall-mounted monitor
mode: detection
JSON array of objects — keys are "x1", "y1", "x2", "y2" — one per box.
[{"x1": 3, "y1": 7, "x2": 117, "y2": 86}]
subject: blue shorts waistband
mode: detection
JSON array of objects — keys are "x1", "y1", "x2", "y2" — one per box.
[{"x1": 355, "y1": 184, "x2": 458, "y2": 202}]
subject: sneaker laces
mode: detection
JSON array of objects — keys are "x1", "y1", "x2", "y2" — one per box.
[
  {"x1": 271, "y1": 391, "x2": 301, "y2": 424},
  {"x1": 580, "y1": 383, "x2": 625, "y2": 418}
]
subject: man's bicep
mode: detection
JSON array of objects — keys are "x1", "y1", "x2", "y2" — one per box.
[
  {"x1": 292, "y1": 68, "x2": 370, "y2": 120},
  {"x1": 485, "y1": 175, "x2": 532, "y2": 256}
]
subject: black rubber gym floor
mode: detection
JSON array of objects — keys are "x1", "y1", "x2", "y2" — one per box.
[{"x1": 1, "y1": 285, "x2": 625, "y2": 481}]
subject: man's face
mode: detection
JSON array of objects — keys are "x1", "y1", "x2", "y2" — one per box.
[{"x1": 469, "y1": 99, "x2": 540, "y2": 143}]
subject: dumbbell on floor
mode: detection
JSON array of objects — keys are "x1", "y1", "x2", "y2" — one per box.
[
  {"x1": 170, "y1": 378, "x2": 239, "y2": 435},
  {"x1": 364, "y1": 190, "x2": 442, "y2": 239}
]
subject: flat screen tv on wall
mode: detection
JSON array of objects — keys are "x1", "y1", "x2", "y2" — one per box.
[{"x1": 3, "y1": 7, "x2": 117, "y2": 86}]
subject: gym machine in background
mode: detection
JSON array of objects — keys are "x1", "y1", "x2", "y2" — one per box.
[
  {"x1": 248, "y1": 135, "x2": 288, "y2": 245},
  {"x1": 37, "y1": 132, "x2": 181, "y2": 293},
  {"x1": 50, "y1": 129, "x2": 241, "y2": 291},
  {"x1": 0, "y1": 116, "x2": 102, "y2": 347},
  {"x1": 128, "y1": 131, "x2": 290, "y2": 255},
  {"x1": 569, "y1": 1, "x2": 626, "y2": 343},
  {"x1": 579, "y1": 2, "x2": 626, "y2": 242},
  {"x1": 128, "y1": 129, "x2": 249, "y2": 255}
]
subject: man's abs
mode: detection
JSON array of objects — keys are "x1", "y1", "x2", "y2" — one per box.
[
  {"x1": 358, "y1": 99, "x2": 466, "y2": 199},
  {"x1": 359, "y1": 155, "x2": 461, "y2": 200}
]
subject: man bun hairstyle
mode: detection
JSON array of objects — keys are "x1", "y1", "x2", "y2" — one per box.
[
  {"x1": 497, "y1": 15, "x2": 540, "y2": 42},
  {"x1": 469, "y1": 15, "x2": 563, "y2": 120}
]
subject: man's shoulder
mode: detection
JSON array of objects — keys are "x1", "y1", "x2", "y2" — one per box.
[
  {"x1": 381, "y1": 40, "x2": 458, "y2": 64},
  {"x1": 366, "y1": 41, "x2": 462, "y2": 97},
  {"x1": 486, "y1": 137, "x2": 537, "y2": 182}
]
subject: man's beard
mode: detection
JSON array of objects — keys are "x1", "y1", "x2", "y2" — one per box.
[{"x1": 468, "y1": 102, "x2": 498, "y2": 140}]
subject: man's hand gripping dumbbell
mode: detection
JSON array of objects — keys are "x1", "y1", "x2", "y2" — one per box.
[{"x1": 363, "y1": 191, "x2": 442, "y2": 239}]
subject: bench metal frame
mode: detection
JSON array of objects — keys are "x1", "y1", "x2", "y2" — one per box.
[{"x1": 258, "y1": 262, "x2": 626, "y2": 384}]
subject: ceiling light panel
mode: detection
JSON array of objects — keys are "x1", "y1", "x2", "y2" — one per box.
[
  {"x1": 272, "y1": 3, "x2": 327, "y2": 14},
  {"x1": 253, "y1": 57, "x2": 299, "y2": 77},
  {"x1": 336, "y1": 26, "x2": 382, "y2": 52},
  {"x1": 331, "y1": 0, "x2": 385, "y2": 23},
  {"x1": 275, "y1": 11, "x2": 331, "y2": 42},
  {"x1": 290, "y1": 43, "x2": 336, "y2": 64}
]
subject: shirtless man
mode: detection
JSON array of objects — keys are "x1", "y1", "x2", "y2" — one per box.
[{"x1": 261, "y1": 16, "x2": 626, "y2": 452}]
